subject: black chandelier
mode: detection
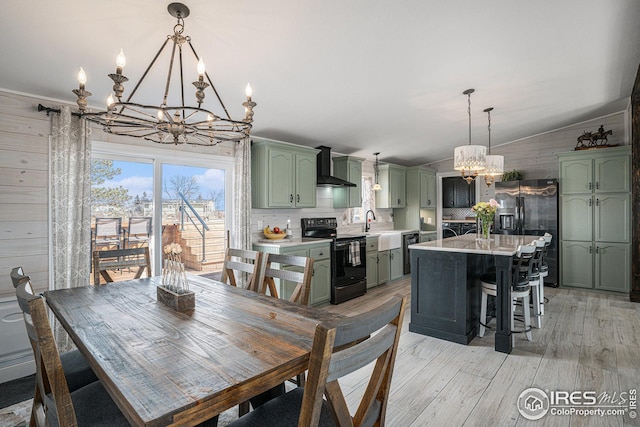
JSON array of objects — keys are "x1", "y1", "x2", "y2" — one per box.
[{"x1": 73, "y1": 2, "x2": 256, "y2": 146}]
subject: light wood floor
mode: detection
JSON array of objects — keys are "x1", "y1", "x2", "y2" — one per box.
[
  {"x1": 323, "y1": 278, "x2": 640, "y2": 427},
  {"x1": 2, "y1": 278, "x2": 638, "y2": 427}
]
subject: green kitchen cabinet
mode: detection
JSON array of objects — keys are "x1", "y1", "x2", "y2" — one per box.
[
  {"x1": 420, "y1": 169, "x2": 436, "y2": 208},
  {"x1": 333, "y1": 156, "x2": 364, "y2": 208},
  {"x1": 309, "y1": 259, "x2": 331, "y2": 306},
  {"x1": 558, "y1": 146, "x2": 631, "y2": 293},
  {"x1": 252, "y1": 140, "x2": 318, "y2": 208},
  {"x1": 560, "y1": 147, "x2": 630, "y2": 194},
  {"x1": 390, "y1": 248, "x2": 403, "y2": 281},
  {"x1": 375, "y1": 164, "x2": 407, "y2": 208},
  {"x1": 595, "y1": 243, "x2": 631, "y2": 292},
  {"x1": 378, "y1": 250, "x2": 390, "y2": 284},
  {"x1": 394, "y1": 166, "x2": 437, "y2": 231},
  {"x1": 561, "y1": 241, "x2": 593, "y2": 289},
  {"x1": 366, "y1": 236, "x2": 379, "y2": 289}
]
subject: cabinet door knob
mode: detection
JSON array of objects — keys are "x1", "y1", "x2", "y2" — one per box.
[
  {"x1": 595, "y1": 246, "x2": 600, "y2": 254},
  {"x1": 297, "y1": 194, "x2": 300, "y2": 203},
  {"x1": 290, "y1": 194, "x2": 294, "y2": 203},
  {"x1": 595, "y1": 182, "x2": 599, "y2": 190},
  {"x1": 588, "y1": 182, "x2": 592, "y2": 190},
  {"x1": 589, "y1": 246, "x2": 593, "y2": 253},
  {"x1": 588, "y1": 198, "x2": 592, "y2": 207},
  {"x1": 595, "y1": 198, "x2": 599, "y2": 206}
]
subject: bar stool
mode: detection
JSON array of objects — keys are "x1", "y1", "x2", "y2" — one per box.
[
  {"x1": 479, "y1": 243, "x2": 535, "y2": 343},
  {"x1": 538, "y1": 232, "x2": 553, "y2": 314},
  {"x1": 528, "y1": 238, "x2": 546, "y2": 328}
]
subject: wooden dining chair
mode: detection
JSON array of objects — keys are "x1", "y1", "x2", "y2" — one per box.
[
  {"x1": 14, "y1": 280, "x2": 130, "y2": 427},
  {"x1": 257, "y1": 253, "x2": 314, "y2": 305},
  {"x1": 220, "y1": 248, "x2": 262, "y2": 291},
  {"x1": 228, "y1": 294, "x2": 408, "y2": 427},
  {"x1": 11, "y1": 267, "x2": 99, "y2": 395},
  {"x1": 240, "y1": 253, "x2": 315, "y2": 416},
  {"x1": 93, "y1": 247, "x2": 151, "y2": 285}
]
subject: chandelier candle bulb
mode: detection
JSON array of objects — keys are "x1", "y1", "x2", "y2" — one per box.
[
  {"x1": 197, "y1": 57, "x2": 205, "y2": 77},
  {"x1": 115, "y1": 49, "x2": 126, "y2": 73},
  {"x1": 245, "y1": 83, "x2": 253, "y2": 99},
  {"x1": 77, "y1": 68, "x2": 87, "y2": 87}
]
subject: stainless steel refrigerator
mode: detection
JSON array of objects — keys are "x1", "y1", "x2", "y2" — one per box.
[{"x1": 494, "y1": 179, "x2": 558, "y2": 286}]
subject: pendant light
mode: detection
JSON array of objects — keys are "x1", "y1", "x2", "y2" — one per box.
[
  {"x1": 454, "y1": 89, "x2": 486, "y2": 184},
  {"x1": 372, "y1": 152, "x2": 382, "y2": 191},
  {"x1": 482, "y1": 107, "x2": 504, "y2": 187}
]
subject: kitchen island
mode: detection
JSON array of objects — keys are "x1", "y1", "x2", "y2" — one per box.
[{"x1": 408, "y1": 234, "x2": 538, "y2": 354}]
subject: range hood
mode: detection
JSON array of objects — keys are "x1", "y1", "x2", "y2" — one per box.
[{"x1": 316, "y1": 146, "x2": 357, "y2": 187}]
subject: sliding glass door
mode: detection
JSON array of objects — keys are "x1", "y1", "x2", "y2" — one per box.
[{"x1": 90, "y1": 142, "x2": 233, "y2": 282}]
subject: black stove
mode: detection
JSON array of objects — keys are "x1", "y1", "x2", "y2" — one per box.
[{"x1": 301, "y1": 218, "x2": 367, "y2": 304}]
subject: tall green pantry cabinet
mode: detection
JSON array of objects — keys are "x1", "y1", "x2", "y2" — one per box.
[{"x1": 558, "y1": 146, "x2": 631, "y2": 292}]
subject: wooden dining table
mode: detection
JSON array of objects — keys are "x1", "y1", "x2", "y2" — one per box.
[{"x1": 44, "y1": 274, "x2": 343, "y2": 427}]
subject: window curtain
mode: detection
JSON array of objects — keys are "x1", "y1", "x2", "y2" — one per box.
[
  {"x1": 50, "y1": 106, "x2": 92, "y2": 352},
  {"x1": 232, "y1": 137, "x2": 251, "y2": 251}
]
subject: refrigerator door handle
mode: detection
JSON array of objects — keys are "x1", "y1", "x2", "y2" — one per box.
[{"x1": 520, "y1": 196, "x2": 525, "y2": 233}]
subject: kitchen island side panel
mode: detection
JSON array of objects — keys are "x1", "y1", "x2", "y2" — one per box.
[{"x1": 409, "y1": 249, "x2": 488, "y2": 344}]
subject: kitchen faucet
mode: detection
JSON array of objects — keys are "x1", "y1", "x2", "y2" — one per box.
[{"x1": 365, "y1": 210, "x2": 376, "y2": 232}]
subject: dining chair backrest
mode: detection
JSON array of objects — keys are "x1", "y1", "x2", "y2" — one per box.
[
  {"x1": 126, "y1": 217, "x2": 152, "y2": 246},
  {"x1": 93, "y1": 247, "x2": 151, "y2": 285},
  {"x1": 300, "y1": 294, "x2": 407, "y2": 426},
  {"x1": 94, "y1": 217, "x2": 122, "y2": 251},
  {"x1": 258, "y1": 253, "x2": 314, "y2": 305},
  {"x1": 221, "y1": 248, "x2": 262, "y2": 291},
  {"x1": 15, "y1": 280, "x2": 77, "y2": 426},
  {"x1": 10, "y1": 266, "x2": 31, "y2": 289}
]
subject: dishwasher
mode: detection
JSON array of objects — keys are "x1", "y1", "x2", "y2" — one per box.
[{"x1": 402, "y1": 232, "x2": 420, "y2": 275}]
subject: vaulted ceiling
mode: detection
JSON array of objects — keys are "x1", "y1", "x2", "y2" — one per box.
[{"x1": 2, "y1": 0, "x2": 639, "y2": 165}]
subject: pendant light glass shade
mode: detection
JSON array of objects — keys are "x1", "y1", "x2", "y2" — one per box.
[
  {"x1": 453, "y1": 89, "x2": 486, "y2": 184},
  {"x1": 372, "y1": 152, "x2": 382, "y2": 191}
]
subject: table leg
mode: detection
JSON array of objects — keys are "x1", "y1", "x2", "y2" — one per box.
[{"x1": 494, "y1": 255, "x2": 513, "y2": 354}]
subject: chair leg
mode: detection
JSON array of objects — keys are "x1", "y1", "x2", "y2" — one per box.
[
  {"x1": 479, "y1": 291, "x2": 488, "y2": 337},
  {"x1": 523, "y1": 294, "x2": 532, "y2": 341},
  {"x1": 239, "y1": 401, "x2": 250, "y2": 417},
  {"x1": 531, "y1": 282, "x2": 542, "y2": 329},
  {"x1": 539, "y1": 279, "x2": 545, "y2": 315}
]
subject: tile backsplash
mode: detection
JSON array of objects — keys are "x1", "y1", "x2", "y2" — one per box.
[{"x1": 251, "y1": 187, "x2": 394, "y2": 242}]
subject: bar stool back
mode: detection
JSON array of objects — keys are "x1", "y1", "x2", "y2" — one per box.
[{"x1": 479, "y1": 243, "x2": 536, "y2": 343}]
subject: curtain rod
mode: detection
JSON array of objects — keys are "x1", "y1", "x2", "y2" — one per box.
[{"x1": 37, "y1": 103, "x2": 82, "y2": 117}]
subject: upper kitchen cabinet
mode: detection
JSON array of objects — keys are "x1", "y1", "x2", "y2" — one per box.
[
  {"x1": 375, "y1": 164, "x2": 407, "y2": 208},
  {"x1": 420, "y1": 168, "x2": 437, "y2": 208},
  {"x1": 560, "y1": 146, "x2": 630, "y2": 194},
  {"x1": 332, "y1": 156, "x2": 363, "y2": 208},
  {"x1": 252, "y1": 140, "x2": 318, "y2": 208},
  {"x1": 442, "y1": 176, "x2": 475, "y2": 208}
]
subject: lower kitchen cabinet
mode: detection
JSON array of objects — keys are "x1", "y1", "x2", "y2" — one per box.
[
  {"x1": 378, "y1": 250, "x2": 390, "y2": 284},
  {"x1": 309, "y1": 259, "x2": 331, "y2": 305},
  {"x1": 561, "y1": 241, "x2": 630, "y2": 292},
  {"x1": 390, "y1": 248, "x2": 403, "y2": 281},
  {"x1": 419, "y1": 232, "x2": 437, "y2": 243},
  {"x1": 366, "y1": 252, "x2": 378, "y2": 289},
  {"x1": 366, "y1": 236, "x2": 379, "y2": 289}
]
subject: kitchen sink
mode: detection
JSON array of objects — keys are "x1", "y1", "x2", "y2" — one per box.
[{"x1": 377, "y1": 232, "x2": 401, "y2": 251}]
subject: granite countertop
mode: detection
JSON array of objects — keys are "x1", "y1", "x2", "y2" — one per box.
[
  {"x1": 408, "y1": 234, "x2": 541, "y2": 256},
  {"x1": 253, "y1": 237, "x2": 332, "y2": 247}
]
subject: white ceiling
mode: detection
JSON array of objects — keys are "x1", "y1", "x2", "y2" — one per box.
[{"x1": 2, "y1": 0, "x2": 639, "y2": 165}]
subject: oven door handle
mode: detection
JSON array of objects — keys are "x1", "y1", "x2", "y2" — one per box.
[{"x1": 335, "y1": 241, "x2": 365, "y2": 250}]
